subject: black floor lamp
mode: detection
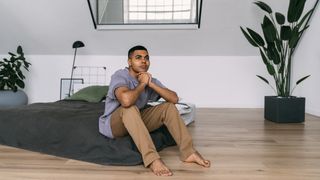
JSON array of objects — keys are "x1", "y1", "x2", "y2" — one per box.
[{"x1": 68, "y1": 40, "x2": 85, "y2": 97}]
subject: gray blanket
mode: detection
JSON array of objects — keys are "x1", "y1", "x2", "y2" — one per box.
[{"x1": 0, "y1": 100, "x2": 176, "y2": 165}]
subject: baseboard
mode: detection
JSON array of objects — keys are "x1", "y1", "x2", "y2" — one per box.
[{"x1": 306, "y1": 108, "x2": 320, "y2": 117}]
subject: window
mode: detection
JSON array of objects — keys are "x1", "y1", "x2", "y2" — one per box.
[{"x1": 87, "y1": 0, "x2": 202, "y2": 30}]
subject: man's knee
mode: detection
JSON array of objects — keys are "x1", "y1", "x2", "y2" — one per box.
[
  {"x1": 119, "y1": 105, "x2": 140, "y2": 115},
  {"x1": 161, "y1": 102, "x2": 178, "y2": 112}
]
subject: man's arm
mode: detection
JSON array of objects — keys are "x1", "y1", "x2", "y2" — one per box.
[
  {"x1": 145, "y1": 73, "x2": 179, "y2": 104},
  {"x1": 115, "y1": 84, "x2": 146, "y2": 108},
  {"x1": 149, "y1": 82, "x2": 179, "y2": 104},
  {"x1": 115, "y1": 73, "x2": 149, "y2": 108}
]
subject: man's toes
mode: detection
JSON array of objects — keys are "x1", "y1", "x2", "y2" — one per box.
[
  {"x1": 162, "y1": 170, "x2": 172, "y2": 176},
  {"x1": 203, "y1": 160, "x2": 210, "y2": 167}
]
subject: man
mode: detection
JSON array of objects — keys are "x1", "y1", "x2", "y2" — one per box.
[{"x1": 99, "y1": 45, "x2": 210, "y2": 176}]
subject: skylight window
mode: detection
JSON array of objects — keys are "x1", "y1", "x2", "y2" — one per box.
[
  {"x1": 125, "y1": 0, "x2": 194, "y2": 23},
  {"x1": 87, "y1": 0, "x2": 202, "y2": 30}
]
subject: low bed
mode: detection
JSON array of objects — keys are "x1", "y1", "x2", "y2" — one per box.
[{"x1": 0, "y1": 100, "x2": 176, "y2": 165}]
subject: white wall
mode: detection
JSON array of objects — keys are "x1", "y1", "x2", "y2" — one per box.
[
  {"x1": 22, "y1": 55, "x2": 272, "y2": 108},
  {"x1": 293, "y1": 5, "x2": 320, "y2": 117}
]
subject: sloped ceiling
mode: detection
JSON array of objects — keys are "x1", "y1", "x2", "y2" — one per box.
[{"x1": 0, "y1": 0, "x2": 317, "y2": 56}]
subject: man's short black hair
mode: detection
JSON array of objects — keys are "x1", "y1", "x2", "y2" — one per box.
[{"x1": 128, "y1": 45, "x2": 148, "y2": 58}]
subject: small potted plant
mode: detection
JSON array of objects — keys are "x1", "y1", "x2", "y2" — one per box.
[
  {"x1": 240, "y1": 0, "x2": 319, "y2": 123},
  {"x1": 0, "y1": 46, "x2": 31, "y2": 107}
]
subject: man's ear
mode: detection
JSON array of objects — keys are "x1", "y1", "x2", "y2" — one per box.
[{"x1": 128, "y1": 58, "x2": 132, "y2": 67}]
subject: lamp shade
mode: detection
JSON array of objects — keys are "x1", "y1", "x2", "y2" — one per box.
[{"x1": 72, "y1": 41, "x2": 85, "y2": 48}]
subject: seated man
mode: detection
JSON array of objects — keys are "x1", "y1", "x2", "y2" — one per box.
[{"x1": 99, "y1": 45, "x2": 210, "y2": 176}]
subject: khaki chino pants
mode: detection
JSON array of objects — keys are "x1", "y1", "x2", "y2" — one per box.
[{"x1": 110, "y1": 102, "x2": 196, "y2": 167}]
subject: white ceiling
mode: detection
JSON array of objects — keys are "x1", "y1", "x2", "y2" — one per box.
[{"x1": 0, "y1": 0, "x2": 318, "y2": 56}]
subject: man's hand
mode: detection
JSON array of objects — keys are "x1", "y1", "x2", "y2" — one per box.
[
  {"x1": 139, "y1": 72, "x2": 178, "y2": 104},
  {"x1": 138, "y1": 72, "x2": 151, "y2": 85}
]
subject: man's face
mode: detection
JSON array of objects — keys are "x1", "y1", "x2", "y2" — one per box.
[{"x1": 128, "y1": 50, "x2": 150, "y2": 73}]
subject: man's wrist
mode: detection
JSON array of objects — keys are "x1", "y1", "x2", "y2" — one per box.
[
  {"x1": 148, "y1": 81, "x2": 156, "y2": 89},
  {"x1": 139, "y1": 82, "x2": 148, "y2": 87}
]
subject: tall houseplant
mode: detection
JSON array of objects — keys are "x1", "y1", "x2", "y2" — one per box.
[
  {"x1": 0, "y1": 46, "x2": 31, "y2": 106},
  {"x1": 240, "y1": 0, "x2": 319, "y2": 122}
]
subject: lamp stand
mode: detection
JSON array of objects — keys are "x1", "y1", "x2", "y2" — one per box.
[{"x1": 68, "y1": 48, "x2": 78, "y2": 97}]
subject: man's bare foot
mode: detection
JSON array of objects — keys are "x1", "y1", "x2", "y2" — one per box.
[
  {"x1": 149, "y1": 159, "x2": 173, "y2": 176},
  {"x1": 184, "y1": 151, "x2": 211, "y2": 168}
]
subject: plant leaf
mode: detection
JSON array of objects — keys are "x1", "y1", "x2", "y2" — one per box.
[
  {"x1": 267, "y1": 42, "x2": 281, "y2": 64},
  {"x1": 256, "y1": 75, "x2": 270, "y2": 84},
  {"x1": 275, "y1": 39, "x2": 283, "y2": 52},
  {"x1": 240, "y1": 27, "x2": 259, "y2": 47},
  {"x1": 8, "y1": 52, "x2": 16, "y2": 57},
  {"x1": 296, "y1": 75, "x2": 310, "y2": 85},
  {"x1": 289, "y1": 27, "x2": 299, "y2": 48},
  {"x1": 275, "y1": 12, "x2": 285, "y2": 25},
  {"x1": 247, "y1": 28, "x2": 265, "y2": 46},
  {"x1": 299, "y1": 25, "x2": 309, "y2": 34},
  {"x1": 254, "y1": 1, "x2": 272, "y2": 14},
  {"x1": 261, "y1": 16, "x2": 277, "y2": 43},
  {"x1": 297, "y1": 8, "x2": 313, "y2": 29},
  {"x1": 288, "y1": 0, "x2": 306, "y2": 23},
  {"x1": 259, "y1": 49, "x2": 269, "y2": 65},
  {"x1": 280, "y1": 26, "x2": 292, "y2": 40},
  {"x1": 17, "y1": 46, "x2": 23, "y2": 54},
  {"x1": 17, "y1": 70, "x2": 25, "y2": 79},
  {"x1": 16, "y1": 79, "x2": 25, "y2": 88},
  {"x1": 266, "y1": 63, "x2": 276, "y2": 75},
  {"x1": 260, "y1": 49, "x2": 276, "y2": 75}
]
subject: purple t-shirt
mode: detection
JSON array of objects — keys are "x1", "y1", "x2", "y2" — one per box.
[{"x1": 99, "y1": 68, "x2": 165, "y2": 138}]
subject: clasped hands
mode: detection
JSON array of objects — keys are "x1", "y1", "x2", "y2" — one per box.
[{"x1": 138, "y1": 72, "x2": 153, "y2": 87}]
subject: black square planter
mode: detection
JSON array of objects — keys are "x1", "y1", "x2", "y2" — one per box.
[{"x1": 264, "y1": 96, "x2": 305, "y2": 123}]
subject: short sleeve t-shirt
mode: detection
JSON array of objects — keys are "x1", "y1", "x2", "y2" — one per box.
[{"x1": 99, "y1": 68, "x2": 165, "y2": 138}]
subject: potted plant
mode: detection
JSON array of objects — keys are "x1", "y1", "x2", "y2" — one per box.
[
  {"x1": 240, "y1": 0, "x2": 319, "y2": 123},
  {"x1": 0, "y1": 46, "x2": 31, "y2": 107}
]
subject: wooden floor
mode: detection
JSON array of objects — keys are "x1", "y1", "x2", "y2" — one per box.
[{"x1": 1, "y1": 108, "x2": 320, "y2": 180}]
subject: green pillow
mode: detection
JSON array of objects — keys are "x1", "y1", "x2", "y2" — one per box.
[{"x1": 68, "y1": 85, "x2": 109, "y2": 103}]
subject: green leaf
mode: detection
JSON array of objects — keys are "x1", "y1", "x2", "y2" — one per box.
[
  {"x1": 18, "y1": 56, "x2": 26, "y2": 61},
  {"x1": 240, "y1": 27, "x2": 259, "y2": 47},
  {"x1": 280, "y1": 26, "x2": 292, "y2": 40},
  {"x1": 259, "y1": 48, "x2": 275, "y2": 75},
  {"x1": 17, "y1": 71, "x2": 25, "y2": 79},
  {"x1": 254, "y1": 1, "x2": 272, "y2": 14},
  {"x1": 256, "y1": 75, "x2": 270, "y2": 84},
  {"x1": 267, "y1": 42, "x2": 281, "y2": 64},
  {"x1": 289, "y1": 27, "x2": 299, "y2": 48},
  {"x1": 275, "y1": 39, "x2": 283, "y2": 52},
  {"x1": 259, "y1": 49, "x2": 269, "y2": 65},
  {"x1": 23, "y1": 61, "x2": 30, "y2": 69},
  {"x1": 275, "y1": 12, "x2": 285, "y2": 25},
  {"x1": 266, "y1": 62, "x2": 276, "y2": 75},
  {"x1": 8, "y1": 52, "x2": 16, "y2": 57},
  {"x1": 297, "y1": 9, "x2": 313, "y2": 29},
  {"x1": 299, "y1": 25, "x2": 310, "y2": 34},
  {"x1": 289, "y1": 25, "x2": 309, "y2": 49},
  {"x1": 296, "y1": 75, "x2": 310, "y2": 85},
  {"x1": 288, "y1": 0, "x2": 306, "y2": 23},
  {"x1": 261, "y1": 16, "x2": 277, "y2": 42},
  {"x1": 247, "y1": 28, "x2": 265, "y2": 46},
  {"x1": 17, "y1": 46, "x2": 23, "y2": 54},
  {"x1": 16, "y1": 79, "x2": 25, "y2": 88}
]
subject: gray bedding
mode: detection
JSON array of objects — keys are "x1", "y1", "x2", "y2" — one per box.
[{"x1": 0, "y1": 100, "x2": 176, "y2": 165}]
